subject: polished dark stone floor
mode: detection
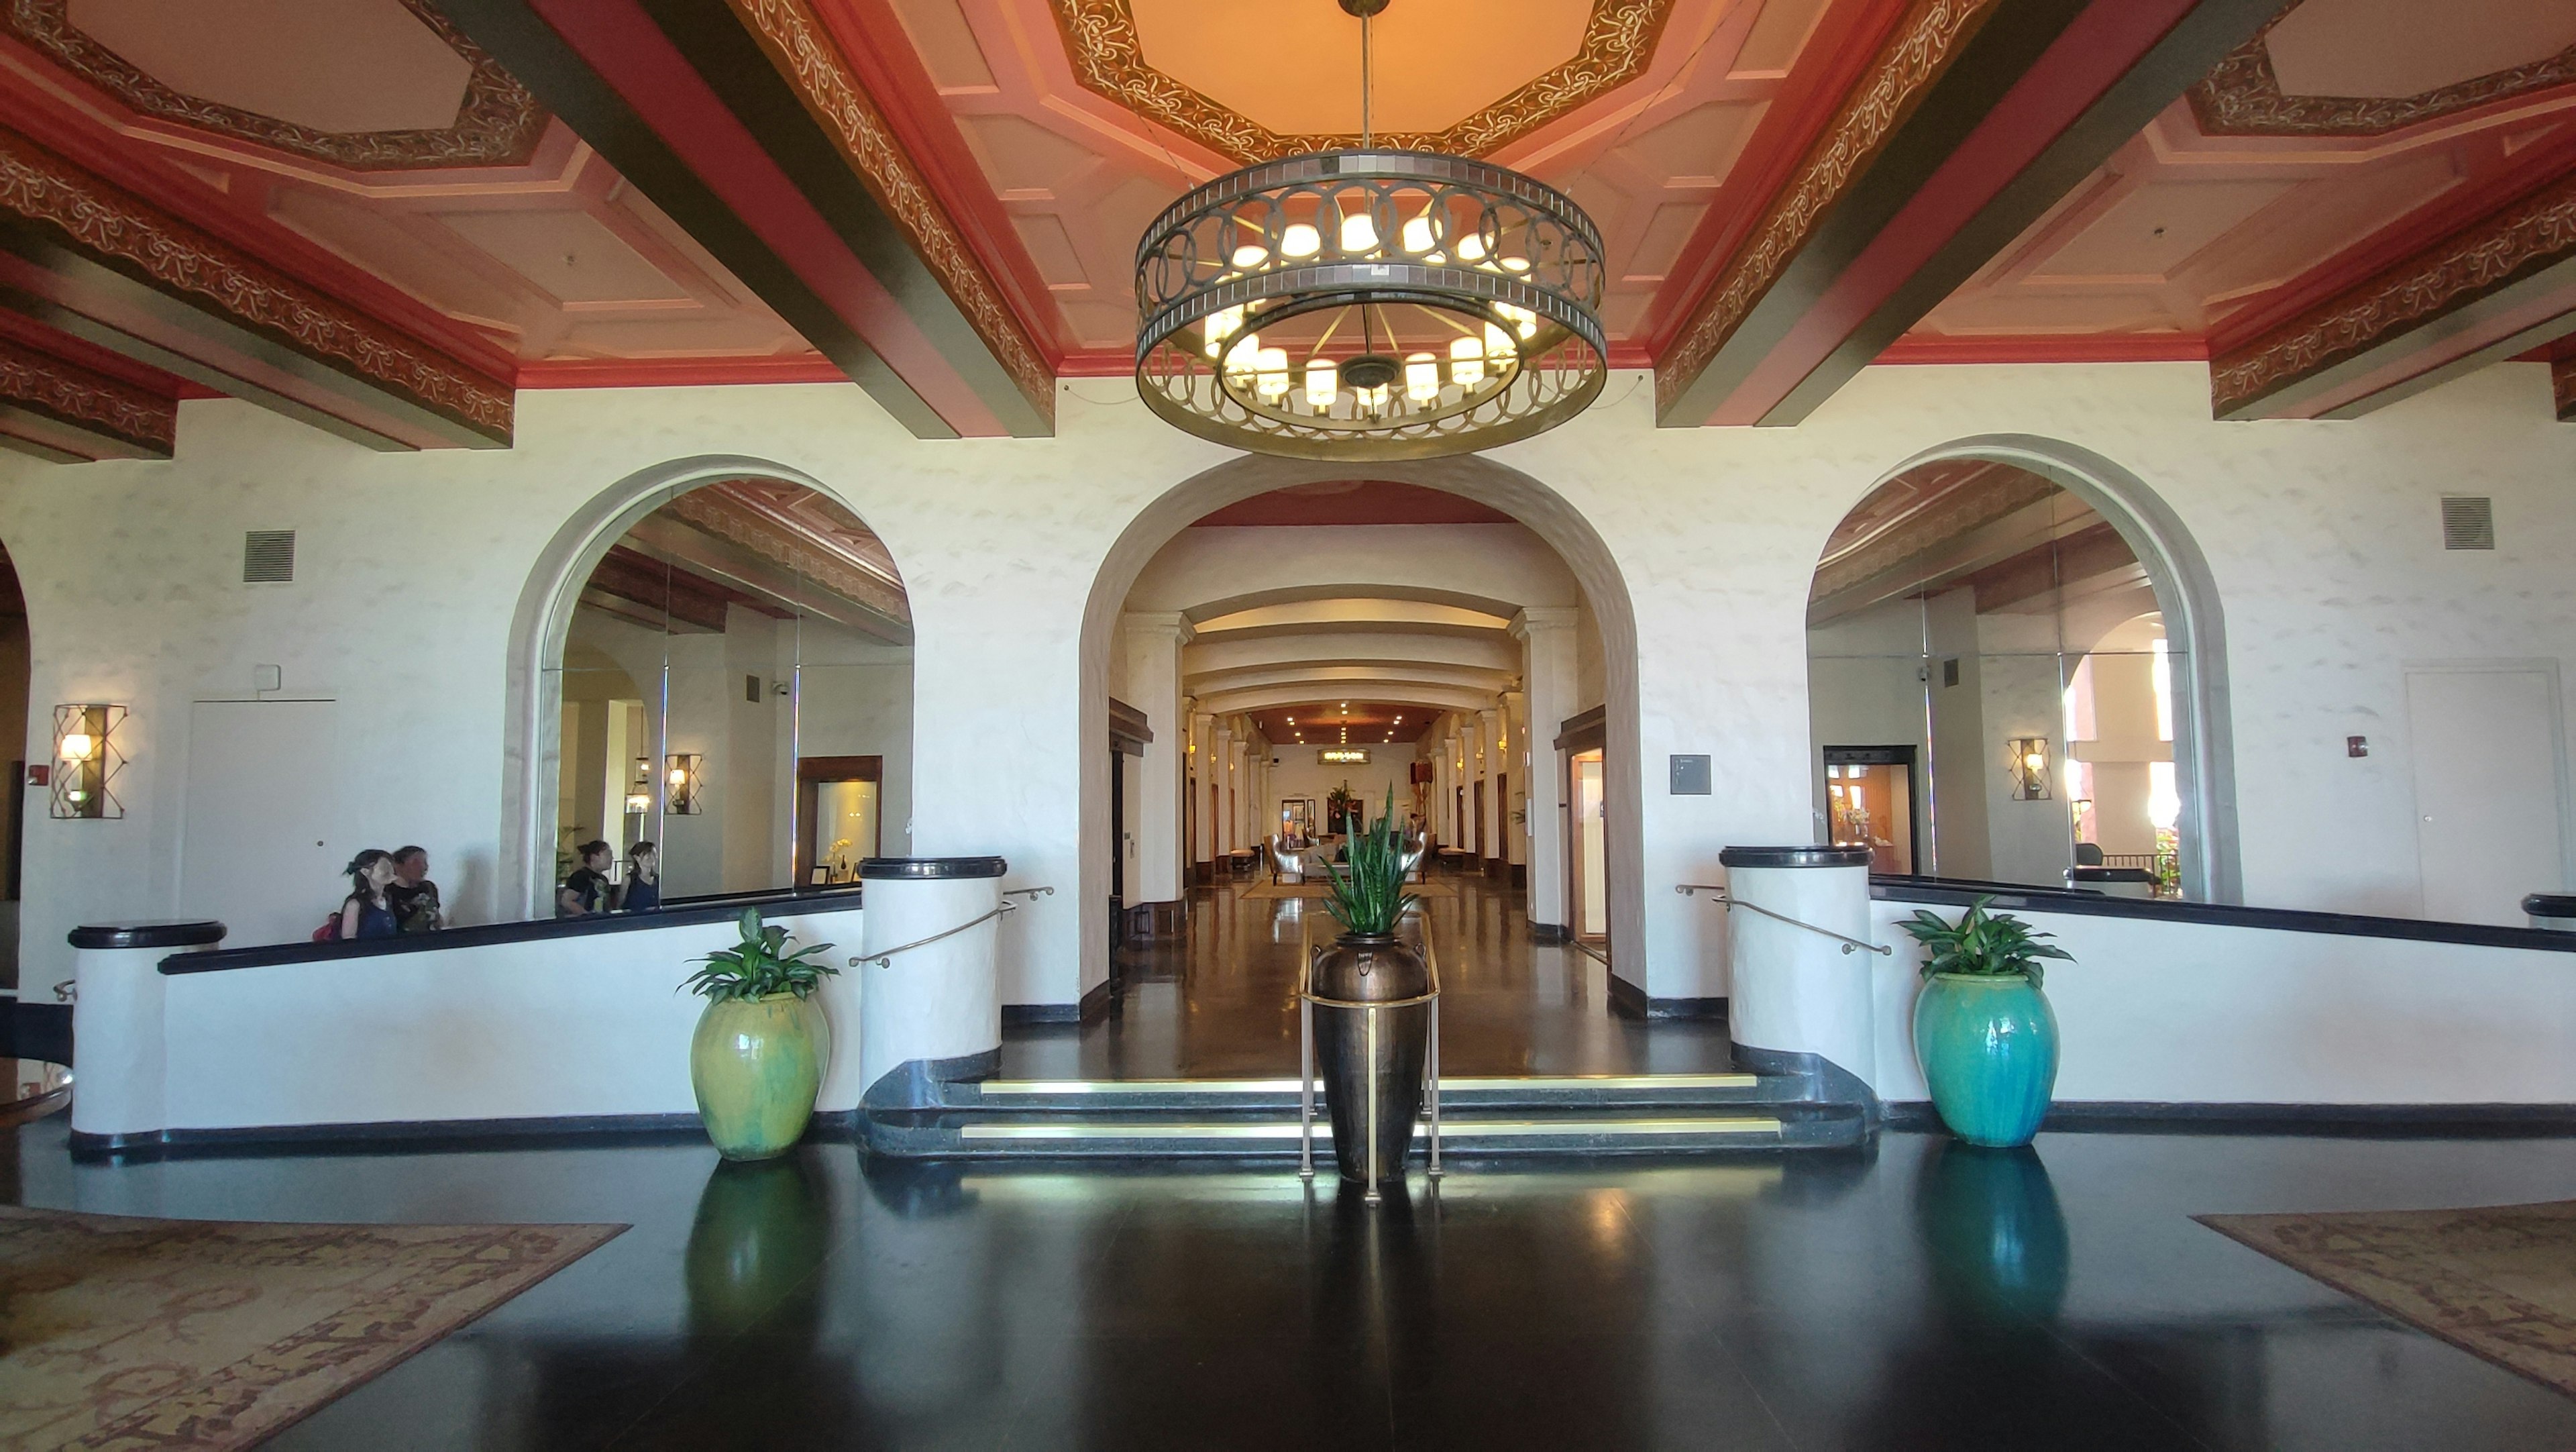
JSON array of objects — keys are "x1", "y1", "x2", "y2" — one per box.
[
  {"x1": 12, "y1": 1117, "x2": 2576, "y2": 1449},
  {"x1": 1004, "y1": 874, "x2": 1735, "y2": 1080}
]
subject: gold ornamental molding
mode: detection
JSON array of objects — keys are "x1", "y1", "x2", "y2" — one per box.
[
  {"x1": 2210, "y1": 170, "x2": 2576, "y2": 417},
  {"x1": 0, "y1": 333, "x2": 172, "y2": 454},
  {"x1": 1654, "y1": 0, "x2": 2000, "y2": 418},
  {"x1": 667, "y1": 486, "x2": 910, "y2": 624},
  {"x1": 2190, "y1": 3, "x2": 2576, "y2": 138},
  {"x1": 1049, "y1": 0, "x2": 1676, "y2": 164},
  {"x1": 0, "y1": 0, "x2": 548, "y2": 171},
  {"x1": 722, "y1": 0, "x2": 1055, "y2": 426},
  {"x1": 0, "y1": 127, "x2": 515, "y2": 441}
]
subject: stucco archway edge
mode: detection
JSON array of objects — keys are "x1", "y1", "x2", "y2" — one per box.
[
  {"x1": 498, "y1": 454, "x2": 894, "y2": 921},
  {"x1": 1849, "y1": 434, "x2": 2242, "y2": 905},
  {"x1": 1077, "y1": 453, "x2": 1650, "y2": 1004}
]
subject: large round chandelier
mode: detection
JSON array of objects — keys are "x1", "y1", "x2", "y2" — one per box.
[{"x1": 1133, "y1": 0, "x2": 1606, "y2": 460}]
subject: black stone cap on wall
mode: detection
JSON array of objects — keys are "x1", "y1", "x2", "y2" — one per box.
[
  {"x1": 2527, "y1": 894, "x2": 2576, "y2": 920},
  {"x1": 861, "y1": 857, "x2": 1009, "y2": 881},
  {"x1": 2069, "y1": 866, "x2": 2157, "y2": 884},
  {"x1": 70, "y1": 920, "x2": 227, "y2": 949},
  {"x1": 1717, "y1": 846, "x2": 1871, "y2": 870}
]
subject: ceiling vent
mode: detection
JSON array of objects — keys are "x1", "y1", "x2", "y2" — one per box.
[
  {"x1": 2440, "y1": 496, "x2": 2494, "y2": 552},
  {"x1": 242, "y1": 529, "x2": 296, "y2": 583}
]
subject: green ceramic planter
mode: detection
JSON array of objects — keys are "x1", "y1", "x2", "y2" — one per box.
[
  {"x1": 1913, "y1": 972, "x2": 2057, "y2": 1148},
  {"x1": 690, "y1": 993, "x2": 830, "y2": 1160}
]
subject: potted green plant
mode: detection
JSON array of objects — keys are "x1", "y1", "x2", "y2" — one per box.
[
  {"x1": 1898, "y1": 896, "x2": 2070, "y2": 1147},
  {"x1": 1312, "y1": 787, "x2": 1428, "y2": 1188},
  {"x1": 682, "y1": 909, "x2": 839, "y2": 1160}
]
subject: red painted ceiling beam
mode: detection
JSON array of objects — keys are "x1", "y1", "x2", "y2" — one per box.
[{"x1": 1658, "y1": 0, "x2": 2275, "y2": 428}]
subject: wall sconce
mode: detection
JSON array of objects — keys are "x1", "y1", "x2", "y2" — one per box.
[
  {"x1": 664, "y1": 753, "x2": 704, "y2": 815},
  {"x1": 52, "y1": 704, "x2": 126, "y2": 819},
  {"x1": 2008, "y1": 736, "x2": 2051, "y2": 800}
]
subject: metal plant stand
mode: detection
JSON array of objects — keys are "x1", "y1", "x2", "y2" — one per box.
[{"x1": 1297, "y1": 912, "x2": 1442, "y2": 1204}]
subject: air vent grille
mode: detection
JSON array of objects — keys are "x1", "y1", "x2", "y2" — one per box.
[
  {"x1": 243, "y1": 530, "x2": 295, "y2": 582},
  {"x1": 2440, "y1": 496, "x2": 2494, "y2": 551}
]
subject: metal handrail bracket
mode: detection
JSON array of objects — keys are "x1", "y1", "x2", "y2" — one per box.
[{"x1": 1676, "y1": 884, "x2": 1891, "y2": 957}]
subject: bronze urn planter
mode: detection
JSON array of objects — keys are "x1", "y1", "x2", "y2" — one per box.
[{"x1": 1297, "y1": 787, "x2": 1441, "y2": 1202}]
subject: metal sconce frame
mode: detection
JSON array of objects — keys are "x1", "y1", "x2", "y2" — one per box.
[
  {"x1": 52, "y1": 703, "x2": 126, "y2": 819},
  {"x1": 664, "y1": 754, "x2": 704, "y2": 815},
  {"x1": 625, "y1": 756, "x2": 653, "y2": 817},
  {"x1": 2008, "y1": 736, "x2": 2051, "y2": 800}
]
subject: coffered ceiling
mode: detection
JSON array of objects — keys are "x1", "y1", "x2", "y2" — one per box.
[{"x1": 0, "y1": 0, "x2": 2570, "y2": 462}]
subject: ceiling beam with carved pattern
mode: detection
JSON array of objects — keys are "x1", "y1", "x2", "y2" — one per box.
[
  {"x1": 1654, "y1": 0, "x2": 2274, "y2": 429},
  {"x1": 2557, "y1": 356, "x2": 2575, "y2": 423},
  {"x1": 0, "y1": 126, "x2": 513, "y2": 450},
  {"x1": 442, "y1": 0, "x2": 1054, "y2": 439},
  {"x1": 0, "y1": 330, "x2": 172, "y2": 462},
  {"x1": 2210, "y1": 169, "x2": 2576, "y2": 422}
]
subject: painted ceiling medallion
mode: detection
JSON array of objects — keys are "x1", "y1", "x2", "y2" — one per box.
[
  {"x1": 0, "y1": 0, "x2": 547, "y2": 171},
  {"x1": 2190, "y1": 4, "x2": 2576, "y2": 138},
  {"x1": 1054, "y1": 0, "x2": 1673, "y2": 164},
  {"x1": 1134, "y1": 0, "x2": 1606, "y2": 460}
]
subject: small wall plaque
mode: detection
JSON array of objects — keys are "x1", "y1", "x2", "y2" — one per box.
[{"x1": 1669, "y1": 754, "x2": 1711, "y2": 795}]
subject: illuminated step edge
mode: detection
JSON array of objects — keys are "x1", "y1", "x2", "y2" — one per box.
[
  {"x1": 957, "y1": 1118, "x2": 1785, "y2": 1141},
  {"x1": 975, "y1": 1074, "x2": 1760, "y2": 1096}
]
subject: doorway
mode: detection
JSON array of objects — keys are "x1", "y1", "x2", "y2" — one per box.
[
  {"x1": 2406, "y1": 663, "x2": 2569, "y2": 925},
  {"x1": 1823, "y1": 745, "x2": 1917, "y2": 874},
  {"x1": 794, "y1": 755, "x2": 881, "y2": 886},
  {"x1": 1568, "y1": 748, "x2": 1607, "y2": 942}
]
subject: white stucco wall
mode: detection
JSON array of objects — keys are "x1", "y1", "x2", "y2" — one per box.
[{"x1": 3, "y1": 360, "x2": 2570, "y2": 1005}]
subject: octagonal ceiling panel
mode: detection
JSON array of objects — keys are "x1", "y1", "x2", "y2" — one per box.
[
  {"x1": 2191, "y1": 0, "x2": 2576, "y2": 138},
  {"x1": 1051, "y1": 0, "x2": 1676, "y2": 163}
]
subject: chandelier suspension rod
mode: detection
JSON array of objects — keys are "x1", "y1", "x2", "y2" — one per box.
[{"x1": 1360, "y1": 11, "x2": 1373, "y2": 148}]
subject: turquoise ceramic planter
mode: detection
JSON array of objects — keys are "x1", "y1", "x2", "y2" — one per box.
[
  {"x1": 690, "y1": 994, "x2": 830, "y2": 1161},
  {"x1": 1913, "y1": 973, "x2": 2058, "y2": 1147}
]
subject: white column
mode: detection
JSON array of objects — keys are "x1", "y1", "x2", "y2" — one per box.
[
  {"x1": 1515, "y1": 607, "x2": 1578, "y2": 929},
  {"x1": 1478, "y1": 707, "x2": 1503, "y2": 870},
  {"x1": 1501, "y1": 689, "x2": 1527, "y2": 870},
  {"x1": 1189, "y1": 711, "x2": 1214, "y2": 873},
  {"x1": 1226, "y1": 733, "x2": 1249, "y2": 855},
  {"x1": 1120, "y1": 613, "x2": 1192, "y2": 906}
]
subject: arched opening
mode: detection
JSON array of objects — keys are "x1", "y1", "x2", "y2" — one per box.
[
  {"x1": 1806, "y1": 437, "x2": 2237, "y2": 902},
  {"x1": 505, "y1": 460, "x2": 912, "y2": 918},
  {"x1": 1065, "y1": 456, "x2": 1676, "y2": 1074}
]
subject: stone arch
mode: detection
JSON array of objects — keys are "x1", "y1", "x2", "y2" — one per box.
[
  {"x1": 1847, "y1": 434, "x2": 2240, "y2": 903},
  {"x1": 498, "y1": 454, "x2": 909, "y2": 918},
  {"x1": 1076, "y1": 453, "x2": 1648, "y2": 995}
]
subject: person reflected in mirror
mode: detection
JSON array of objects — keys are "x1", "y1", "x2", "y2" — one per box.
[
  {"x1": 388, "y1": 845, "x2": 443, "y2": 933},
  {"x1": 339, "y1": 849, "x2": 398, "y2": 941},
  {"x1": 620, "y1": 841, "x2": 661, "y2": 913},
  {"x1": 558, "y1": 839, "x2": 614, "y2": 918}
]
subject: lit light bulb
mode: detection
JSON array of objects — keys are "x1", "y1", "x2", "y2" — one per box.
[
  {"x1": 1484, "y1": 321, "x2": 1513, "y2": 360},
  {"x1": 1501, "y1": 256, "x2": 1531, "y2": 274},
  {"x1": 1254, "y1": 346, "x2": 1290, "y2": 399},
  {"x1": 1303, "y1": 359, "x2": 1338, "y2": 411},
  {"x1": 1231, "y1": 243, "x2": 1267, "y2": 270},
  {"x1": 58, "y1": 731, "x2": 94, "y2": 762},
  {"x1": 667, "y1": 766, "x2": 688, "y2": 789},
  {"x1": 1203, "y1": 306, "x2": 1244, "y2": 358},
  {"x1": 1281, "y1": 223, "x2": 1321, "y2": 258},
  {"x1": 2023, "y1": 751, "x2": 2047, "y2": 772},
  {"x1": 1223, "y1": 331, "x2": 1259, "y2": 381},
  {"x1": 1456, "y1": 233, "x2": 1487, "y2": 263},
  {"x1": 1339, "y1": 211, "x2": 1377, "y2": 252},
  {"x1": 1404, "y1": 352, "x2": 1440, "y2": 403},
  {"x1": 1400, "y1": 215, "x2": 1435, "y2": 254},
  {"x1": 1449, "y1": 335, "x2": 1485, "y2": 388},
  {"x1": 1496, "y1": 302, "x2": 1538, "y2": 340}
]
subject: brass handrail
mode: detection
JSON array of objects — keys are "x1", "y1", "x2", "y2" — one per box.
[{"x1": 1675, "y1": 884, "x2": 1890, "y2": 956}]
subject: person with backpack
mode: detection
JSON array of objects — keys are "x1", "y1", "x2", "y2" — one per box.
[{"x1": 331, "y1": 849, "x2": 399, "y2": 941}]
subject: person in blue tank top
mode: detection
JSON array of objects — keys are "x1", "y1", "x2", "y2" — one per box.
[
  {"x1": 620, "y1": 841, "x2": 661, "y2": 913},
  {"x1": 337, "y1": 849, "x2": 399, "y2": 941}
]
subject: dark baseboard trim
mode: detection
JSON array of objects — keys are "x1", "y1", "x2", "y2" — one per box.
[
  {"x1": 1883, "y1": 1100, "x2": 2576, "y2": 1137},
  {"x1": 1646, "y1": 995, "x2": 1726, "y2": 1020},
  {"x1": 1510, "y1": 864, "x2": 1526, "y2": 889},
  {"x1": 1079, "y1": 977, "x2": 1114, "y2": 1025},
  {"x1": 1002, "y1": 1002, "x2": 1077, "y2": 1026},
  {"x1": 1527, "y1": 921, "x2": 1571, "y2": 943},
  {"x1": 1124, "y1": 899, "x2": 1186, "y2": 938},
  {"x1": 1607, "y1": 973, "x2": 1647, "y2": 1019},
  {"x1": 68, "y1": 1108, "x2": 861, "y2": 1163}
]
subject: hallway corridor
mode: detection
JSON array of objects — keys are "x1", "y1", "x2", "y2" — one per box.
[{"x1": 1002, "y1": 872, "x2": 1734, "y2": 1081}]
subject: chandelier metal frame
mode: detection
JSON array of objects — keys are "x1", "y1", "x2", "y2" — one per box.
[{"x1": 1130, "y1": 2, "x2": 1607, "y2": 460}]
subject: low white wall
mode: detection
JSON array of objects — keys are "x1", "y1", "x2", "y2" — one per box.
[
  {"x1": 142, "y1": 904, "x2": 863, "y2": 1135},
  {"x1": 1860, "y1": 897, "x2": 2576, "y2": 1106}
]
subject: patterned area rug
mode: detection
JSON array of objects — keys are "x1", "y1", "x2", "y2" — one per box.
[
  {"x1": 1239, "y1": 878, "x2": 1459, "y2": 901},
  {"x1": 2200, "y1": 1200, "x2": 2576, "y2": 1397},
  {"x1": 0, "y1": 1205, "x2": 623, "y2": 1450}
]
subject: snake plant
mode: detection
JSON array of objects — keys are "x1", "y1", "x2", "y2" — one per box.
[{"x1": 1322, "y1": 786, "x2": 1419, "y2": 937}]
